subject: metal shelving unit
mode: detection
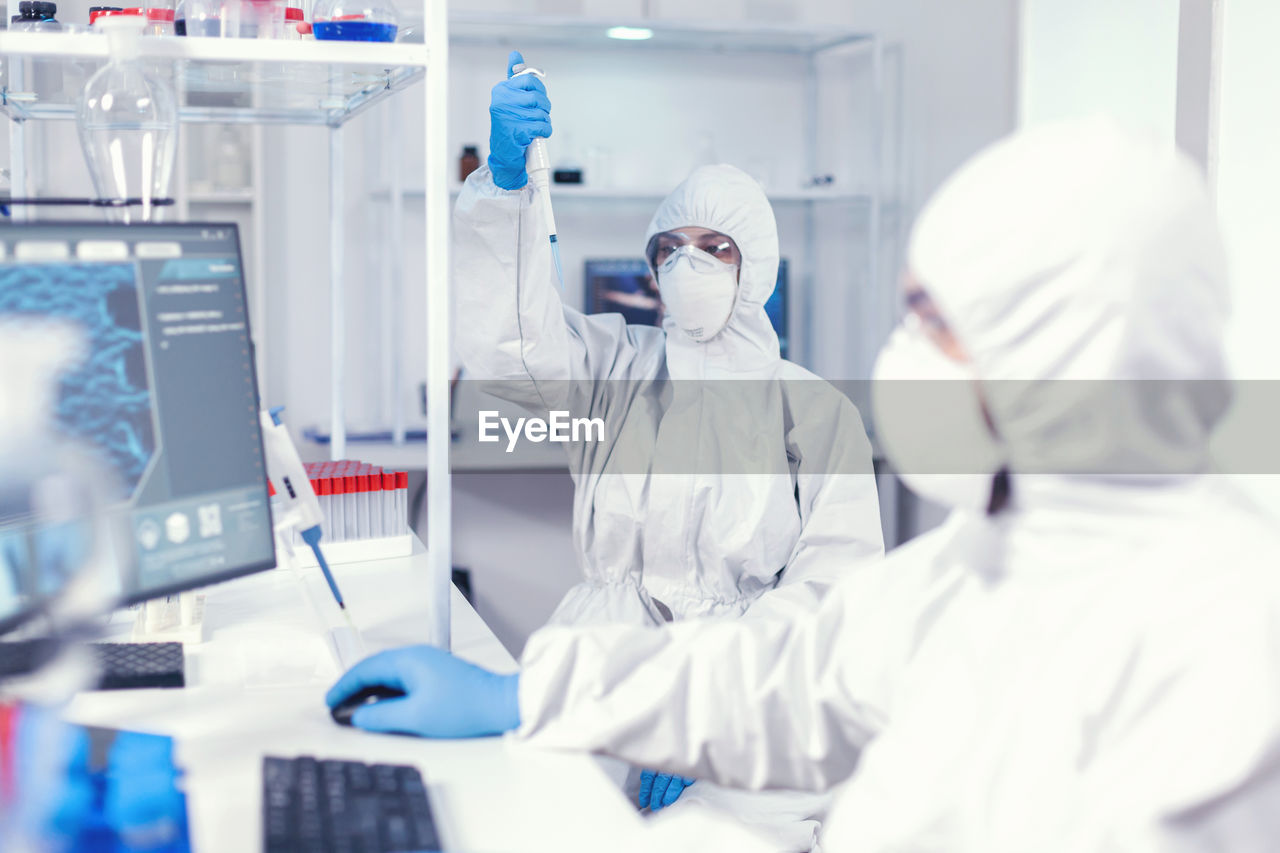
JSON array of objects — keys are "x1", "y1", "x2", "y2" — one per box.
[{"x1": 1, "y1": 14, "x2": 454, "y2": 649}]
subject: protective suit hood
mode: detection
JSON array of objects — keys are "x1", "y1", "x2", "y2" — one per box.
[
  {"x1": 908, "y1": 118, "x2": 1231, "y2": 481},
  {"x1": 645, "y1": 165, "x2": 781, "y2": 376}
]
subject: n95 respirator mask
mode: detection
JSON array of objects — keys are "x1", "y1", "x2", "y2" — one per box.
[
  {"x1": 872, "y1": 322, "x2": 1006, "y2": 513},
  {"x1": 656, "y1": 246, "x2": 739, "y2": 344}
]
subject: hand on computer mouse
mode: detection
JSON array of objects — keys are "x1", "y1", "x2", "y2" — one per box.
[
  {"x1": 325, "y1": 645, "x2": 520, "y2": 739},
  {"x1": 638, "y1": 769, "x2": 695, "y2": 812}
]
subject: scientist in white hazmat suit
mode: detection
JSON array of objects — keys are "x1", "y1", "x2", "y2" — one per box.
[
  {"x1": 331, "y1": 117, "x2": 1280, "y2": 851},
  {"x1": 450, "y1": 50, "x2": 882, "y2": 845}
]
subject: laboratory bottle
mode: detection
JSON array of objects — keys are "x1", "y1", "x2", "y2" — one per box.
[
  {"x1": 11, "y1": 2, "x2": 63, "y2": 101},
  {"x1": 311, "y1": 0, "x2": 397, "y2": 41},
  {"x1": 459, "y1": 146, "x2": 480, "y2": 182},
  {"x1": 283, "y1": 4, "x2": 303, "y2": 38},
  {"x1": 76, "y1": 15, "x2": 178, "y2": 223}
]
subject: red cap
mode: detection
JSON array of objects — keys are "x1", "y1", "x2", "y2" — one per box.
[
  {"x1": 92, "y1": 7, "x2": 141, "y2": 22},
  {"x1": 397, "y1": 471, "x2": 408, "y2": 489},
  {"x1": 319, "y1": 477, "x2": 331, "y2": 496},
  {"x1": 146, "y1": 7, "x2": 175, "y2": 21},
  {"x1": 268, "y1": 480, "x2": 276, "y2": 497},
  {"x1": 285, "y1": 6, "x2": 303, "y2": 20},
  {"x1": 357, "y1": 474, "x2": 369, "y2": 493},
  {"x1": 345, "y1": 474, "x2": 357, "y2": 494},
  {"x1": 383, "y1": 472, "x2": 395, "y2": 490},
  {"x1": 332, "y1": 476, "x2": 345, "y2": 495}
]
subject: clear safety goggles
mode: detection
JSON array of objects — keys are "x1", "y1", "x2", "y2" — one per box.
[{"x1": 645, "y1": 229, "x2": 741, "y2": 273}]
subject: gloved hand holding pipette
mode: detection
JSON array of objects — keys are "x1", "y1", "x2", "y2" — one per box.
[
  {"x1": 487, "y1": 51, "x2": 551, "y2": 191},
  {"x1": 486, "y1": 50, "x2": 564, "y2": 288}
]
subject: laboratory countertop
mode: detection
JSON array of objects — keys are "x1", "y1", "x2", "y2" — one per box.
[{"x1": 60, "y1": 537, "x2": 644, "y2": 852}]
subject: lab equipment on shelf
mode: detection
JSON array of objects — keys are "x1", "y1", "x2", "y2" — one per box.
[
  {"x1": 283, "y1": 3, "x2": 304, "y2": 38},
  {"x1": 88, "y1": 6, "x2": 122, "y2": 25},
  {"x1": 76, "y1": 15, "x2": 177, "y2": 222},
  {"x1": 9, "y1": 1, "x2": 60, "y2": 30},
  {"x1": 181, "y1": 0, "x2": 238, "y2": 37},
  {"x1": 238, "y1": 0, "x2": 284, "y2": 38},
  {"x1": 311, "y1": 0, "x2": 398, "y2": 42},
  {"x1": 88, "y1": 6, "x2": 173, "y2": 36},
  {"x1": 459, "y1": 144, "x2": 480, "y2": 182}
]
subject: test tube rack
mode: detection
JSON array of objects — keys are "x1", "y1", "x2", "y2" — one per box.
[{"x1": 271, "y1": 460, "x2": 413, "y2": 566}]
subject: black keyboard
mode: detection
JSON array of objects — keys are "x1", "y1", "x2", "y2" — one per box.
[
  {"x1": 0, "y1": 640, "x2": 184, "y2": 689},
  {"x1": 92, "y1": 642, "x2": 185, "y2": 689},
  {"x1": 263, "y1": 756, "x2": 441, "y2": 853}
]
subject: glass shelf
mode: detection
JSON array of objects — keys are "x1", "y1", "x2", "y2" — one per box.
[
  {"x1": 0, "y1": 32, "x2": 427, "y2": 126},
  {"x1": 448, "y1": 12, "x2": 872, "y2": 55}
]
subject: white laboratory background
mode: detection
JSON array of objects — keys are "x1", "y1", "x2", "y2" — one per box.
[{"x1": 5, "y1": 0, "x2": 1275, "y2": 654}]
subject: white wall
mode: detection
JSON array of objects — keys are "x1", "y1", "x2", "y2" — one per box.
[
  {"x1": 1214, "y1": 0, "x2": 1280, "y2": 380},
  {"x1": 1018, "y1": 0, "x2": 1181, "y2": 137},
  {"x1": 1209, "y1": 0, "x2": 1280, "y2": 517}
]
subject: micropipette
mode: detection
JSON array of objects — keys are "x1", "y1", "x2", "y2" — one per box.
[
  {"x1": 260, "y1": 407, "x2": 356, "y2": 636},
  {"x1": 510, "y1": 61, "x2": 564, "y2": 289}
]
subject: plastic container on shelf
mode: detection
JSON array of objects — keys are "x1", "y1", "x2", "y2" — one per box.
[
  {"x1": 311, "y1": 0, "x2": 397, "y2": 42},
  {"x1": 144, "y1": 0, "x2": 175, "y2": 34},
  {"x1": 10, "y1": 2, "x2": 63, "y2": 100},
  {"x1": 238, "y1": 0, "x2": 283, "y2": 38},
  {"x1": 90, "y1": 7, "x2": 172, "y2": 36},
  {"x1": 282, "y1": 4, "x2": 304, "y2": 38},
  {"x1": 183, "y1": 0, "x2": 237, "y2": 36},
  {"x1": 88, "y1": 6, "x2": 124, "y2": 25},
  {"x1": 11, "y1": 1, "x2": 61, "y2": 31},
  {"x1": 145, "y1": 7, "x2": 175, "y2": 34}
]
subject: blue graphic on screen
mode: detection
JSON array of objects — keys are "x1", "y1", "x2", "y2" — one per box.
[{"x1": 0, "y1": 263, "x2": 155, "y2": 499}]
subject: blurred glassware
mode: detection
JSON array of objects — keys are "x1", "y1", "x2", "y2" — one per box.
[{"x1": 75, "y1": 15, "x2": 178, "y2": 222}]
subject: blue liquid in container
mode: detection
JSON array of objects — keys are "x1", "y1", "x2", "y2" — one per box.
[{"x1": 313, "y1": 20, "x2": 397, "y2": 41}]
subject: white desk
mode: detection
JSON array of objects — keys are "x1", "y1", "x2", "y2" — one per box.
[{"x1": 60, "y1": 537, "x2": 643, "y2": 852}]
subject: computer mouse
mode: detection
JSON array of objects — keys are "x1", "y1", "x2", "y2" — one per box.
[{"x1": 331, "y1": 685, "x2": 406, "y2": 726}]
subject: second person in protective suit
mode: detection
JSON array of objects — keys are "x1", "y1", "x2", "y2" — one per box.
[{"x1": 449, "y1": 51, "x2": 884, "y2": 848}]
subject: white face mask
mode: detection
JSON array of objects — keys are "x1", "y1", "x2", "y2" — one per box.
[
  {"x1": 871, "y1": 323, "x2": 1005, "y2": 513},
  {"x1": 656, "y1": 245, "x2": 739, "y2": 343}
]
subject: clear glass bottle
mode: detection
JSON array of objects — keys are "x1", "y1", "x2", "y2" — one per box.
[
  {"x1": 76, "y1": 16, "x2": 178, "y2": 223},
  {"x1": 311, "y1": 0, "x2": 397, "y2": 41}
]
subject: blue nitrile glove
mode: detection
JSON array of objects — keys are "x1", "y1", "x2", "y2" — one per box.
[
  {"x1": 325, "y1": 645, "x2": 521, "y2": 738},
  {"x1": 487, "y1": 49, "x2": 552, "y2": 191},
  {"x1": 638, "y1": 769, "x2": 695, "y2": 811}
]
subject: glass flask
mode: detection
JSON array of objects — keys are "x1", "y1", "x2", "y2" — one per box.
[
  {"x1": 311, "y1": 0, "x2": 397, "y2": 42},
  {"x1": 75, "y1": 15, "x2": 178, "y2": 223}
]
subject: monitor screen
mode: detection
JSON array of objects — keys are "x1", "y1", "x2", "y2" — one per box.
[
  {"x1": 584, "y1": 258, "x2": 790, "y2": 359},
  {"x1": 0, "y1": 223, "x2": 275, "y2": 632}
]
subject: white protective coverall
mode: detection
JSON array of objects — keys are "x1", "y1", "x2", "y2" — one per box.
[
  {"x1": 511, "y1": 119, "x2": 1280, "y2": 852},
  {"x1": 454, "y1": 164, "x2": 885, "y2": 848}
]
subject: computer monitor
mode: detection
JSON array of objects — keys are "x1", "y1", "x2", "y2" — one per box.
[
  {"x1": 0, "y1": 223, "x2": 275, "y2": 633},
  {"x1": 584, "y1": 258, "x2": 791, "y2": 359}
]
